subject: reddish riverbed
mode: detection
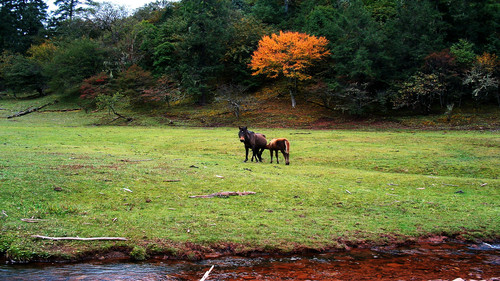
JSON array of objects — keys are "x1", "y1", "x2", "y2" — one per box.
[{"x1": 1, "y1": 243, "x2": 498, "y2": 280}]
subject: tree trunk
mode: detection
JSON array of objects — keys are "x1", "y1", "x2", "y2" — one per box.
[
  {"x1": 7, "y1": 101, "x2": 58, "y2": 118},
  {"x1": 289, "y1": 88, "x2": 296, "y2": 108},
  {"x1": 289, "y1": 78, "x2": 297, "y2": 108}
]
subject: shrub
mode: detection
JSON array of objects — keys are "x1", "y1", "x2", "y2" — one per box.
[{"x1": 393, "y1": 72, "x2": 445, "y2": 114}]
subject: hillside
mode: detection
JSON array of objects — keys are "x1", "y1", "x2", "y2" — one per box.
[{"x1": 1, "y1": 91, "x2": 499, "y2": 130}]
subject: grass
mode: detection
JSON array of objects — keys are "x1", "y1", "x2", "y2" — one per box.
[
  {"x1": 0, "y1": 112, "x2": 499, "y2": 262},
  {"x1": 0, "y1": 97, "x2": 499, "y2": 262}
]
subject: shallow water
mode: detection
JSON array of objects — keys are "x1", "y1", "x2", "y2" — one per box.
[{"x1": 1, "y1": 243, "x2": 498, "y2": 281}]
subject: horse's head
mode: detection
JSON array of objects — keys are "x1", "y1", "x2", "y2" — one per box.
[{"x1": 238, "y1": 126, "x2": 248, "y2": 142}]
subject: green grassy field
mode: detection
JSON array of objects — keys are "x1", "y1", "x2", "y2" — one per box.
[{"x1": 0, "y1": 106, "x2": 499, "y2": 262}]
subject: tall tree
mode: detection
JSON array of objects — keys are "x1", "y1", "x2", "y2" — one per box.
[
  {"x1": 385, "y1": 0, "x2": 446, "y2": 79},
  {"x1": 305, "y1": 1, "x2": 387, "y2": 83},
  {"x1": 175, "y1": 0, "x2": 233, "y2": 105},
  {"x1": 0, "y1": 0, "x2": 48, "y2": 53},
  {"x1": 437, "y1": 0, "x2": 500, "y2": 52},
  {"x1": 53, "y1": 0, "x2": 94, "y2": 22}
]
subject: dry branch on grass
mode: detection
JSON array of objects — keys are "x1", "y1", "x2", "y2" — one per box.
[
  {"x1": 31, "y1": 235, "x2": 128, "y2": 241},
  {"x1": 189, "y1": 191, "x2": 256, "y2": 198},
  {"x1": 39, "y1": 108, "x2": 81, "y2": 112},
  {"x1": 120, "y1": 159, "x2": 153, "y2": 162},
  {"x1": 21, "y1": 219, "x2": 47, "y2": 223},
  {"x1": 7, "y1": 101, "x2": 58, "y2": 118}
]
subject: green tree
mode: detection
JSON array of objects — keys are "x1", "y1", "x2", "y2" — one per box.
[
  {"x1": 385, "y1": 0, "x2": 446, "y2": 79},
  {"x1": 437, "y1": 0, "x2": 499, "y2": 53},
  {"x1": 250, "y1": 0, "x2": 287, "y2": 26},
  {"x1": 450, "y1": 39, "x2": 476, "y2": 69},
  {"x1": 53, "y1": 0, "x2": 94, "y2": 22},
  {"x1": 305, "y1": 1, "x2": 387, "y2": 82},
  {"x1": 303, "y1": 1, "x2": 390, "y2": 114},
  {"x1": 222, "y1": 15, "x2": 272, "y2": 86},
  {"x1": 363, "y1": 0, "x2": 397, "y2": 23},
  {"x1": 0, "y1": 54, "x2": 46, "y2": 97},
  {"x1": 46, "y1": 38, "x2": 109, "y2": 96},
  {"x1": 0, "y1": 0, "x2": 48, "y2": 53},
  {"x1": 174, "y1": 0, "x2": 233, "y2": 105}
]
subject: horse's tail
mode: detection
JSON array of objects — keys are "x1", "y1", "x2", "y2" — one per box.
[{"x1": 284, "y1": 139, "x2": 290, "y2": 154}]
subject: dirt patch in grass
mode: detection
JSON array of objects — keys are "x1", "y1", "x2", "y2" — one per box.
[{"x1": 56, "y1": 164, "x2": 96, "y2": 170}]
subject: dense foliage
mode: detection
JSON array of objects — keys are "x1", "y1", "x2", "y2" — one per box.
[
  {"x1": 0, "y1": 0, "x2": 498, "y2": 116},
  {"x1": 250, "y1": 31, "x2": 330, "y2": 107}
]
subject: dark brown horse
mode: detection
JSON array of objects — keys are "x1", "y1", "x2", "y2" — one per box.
[
  {"x1": 267, "y1": 138, "x2": 290, "y2": 165},
  {"x1": 238, "y1": 126, "x2": 267, "y2": 162}
]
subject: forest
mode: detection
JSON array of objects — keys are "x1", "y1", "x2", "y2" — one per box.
[{"x1": 0, "y1": 0, "x2": 499, "y2": 117}]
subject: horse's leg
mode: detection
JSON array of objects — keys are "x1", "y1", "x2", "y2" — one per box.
[
  {"x1": 251, "y1": 147, "x2": 257, "y2": 163},
  {"x1": 275, "y1": 150, "x2": 279, "y2": 164},
  {"x1": 252, "y1": 147, "x2": 259, "y2": 162},
  {"x1": 244, "y1": 147, "x2": 249, "y2": 162},
  {"x1": 269, "y1": 149, "x2": 273, "y2": 163},
  {"x1": 258, "y1": 148, "x2": 265, "y2": 162}
]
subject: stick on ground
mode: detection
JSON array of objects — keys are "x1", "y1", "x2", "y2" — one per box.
[
  {"x1": 31, "y1": 235, "x2": 128, "y2": 241},
  {"x1": 189, "y1": 191, "x2": 256, "y2": 198},
  {"x1": 200, "y1": 265, "x2": 215, "y2": 281}
]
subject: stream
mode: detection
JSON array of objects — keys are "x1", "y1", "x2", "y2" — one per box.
[{"x1": 1, "y1": 243, "x2": 498, "y2": 280}]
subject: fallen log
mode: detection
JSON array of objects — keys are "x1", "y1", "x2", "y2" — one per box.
[
  {"x1": 189, "y1": 191, "x2": 256, "y2": 198},
  {"x1": 7, "y1": 100, "x2": 58, "y2": 119},
  {"x1": 31, "y1": 235, "x2": 128, "y2": 241},
  {"x1": 40, "y1": 108, "x2": 81, "y2": 112}
]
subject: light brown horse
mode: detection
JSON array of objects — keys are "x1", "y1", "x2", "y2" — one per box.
[{"x1": 267, "y1": 138, "x2": 290, "y2": 165}]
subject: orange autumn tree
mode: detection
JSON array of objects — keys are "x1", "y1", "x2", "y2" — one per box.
[{"x1": 249, "y1": 31, "x2": 330, "y2": 107}]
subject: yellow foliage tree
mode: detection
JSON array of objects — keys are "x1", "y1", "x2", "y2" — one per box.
[
  {"x1": 249, "y1": 31, "x2": 330, "y2": 107},
  {"x1": 27, "y1": 42, "x2": 57, "y2": 63},
  {"x1": 476, "y1": 52, "x2": 498, "y2": 73}
]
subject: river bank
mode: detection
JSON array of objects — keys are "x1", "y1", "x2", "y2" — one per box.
[{"x1": 1, "y1": 242, "x2": 499, "y2": 281}]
